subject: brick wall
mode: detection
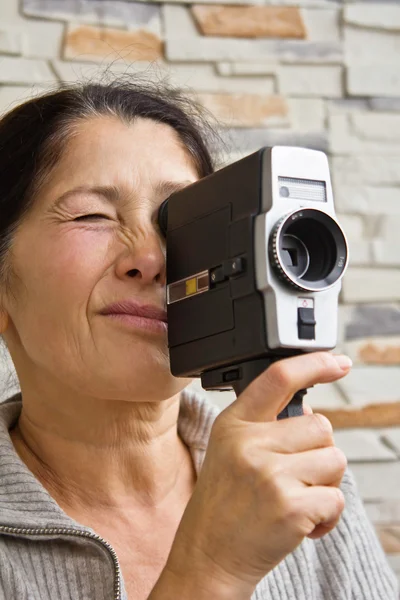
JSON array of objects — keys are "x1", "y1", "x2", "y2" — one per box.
[{"x1": 0, "y1": 0, "x2": 400, "y2": 580}]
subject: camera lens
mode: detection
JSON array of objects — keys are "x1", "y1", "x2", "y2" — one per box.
[{"x1": 269, "y1": 208, "x2": 348, "y2": 292}]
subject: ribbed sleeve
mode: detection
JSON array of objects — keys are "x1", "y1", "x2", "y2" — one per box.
[{"x1": 253, "y1": 468, "x2": 399, "y2": 599}]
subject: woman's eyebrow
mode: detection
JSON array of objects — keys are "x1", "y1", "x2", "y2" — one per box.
[
  {"x1": 155, "y1": 180, "x2": 194, "y2": 198},
  {"x1": 53, "y1": 180, "x2": 194, "y2": 209},
  {"x1": 53, "y1": 185, "x2": 120, "y2": 208}
]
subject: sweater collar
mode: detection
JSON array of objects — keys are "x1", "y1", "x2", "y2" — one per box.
[{"x1": 0, "y1": 389, "x2": 220, "y2": 531}]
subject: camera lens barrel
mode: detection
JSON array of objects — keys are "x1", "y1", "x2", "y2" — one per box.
[{"x1": 269, "y1": 208, "x2": 348, "y2": 292}]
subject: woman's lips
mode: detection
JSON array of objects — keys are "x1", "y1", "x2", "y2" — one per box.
[
  {"x1": 100, "y1": 301, "x2": 168, "y2": 334},
  {"x1": 104, "y1": 313, "x2": 168, "y2": 334}
]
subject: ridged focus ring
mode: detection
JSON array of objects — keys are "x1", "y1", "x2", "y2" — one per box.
[
  {"x1": 268, "y1": 207, "x2": 348, "y2": 293},
  {"x1": 269, "y1": 216, "x2": 304, "y2": 291}
]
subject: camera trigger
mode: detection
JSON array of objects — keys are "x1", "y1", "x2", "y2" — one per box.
[{"x1": 297, "y1": 307, "x2": 316, "y2": 340}]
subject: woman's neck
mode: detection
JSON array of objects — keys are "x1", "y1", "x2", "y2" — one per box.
[{"x1": 10, "y1": 392, "x2": 197, "y2": 513}]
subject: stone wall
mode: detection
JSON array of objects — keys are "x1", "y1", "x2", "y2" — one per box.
[{"x1": 0, "y1": 0, "x2": 400, "y2": 581}]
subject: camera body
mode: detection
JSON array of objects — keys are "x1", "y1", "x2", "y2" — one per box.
[{"x1": 162, "y1": 146, "x2": 349, "y2": 385}]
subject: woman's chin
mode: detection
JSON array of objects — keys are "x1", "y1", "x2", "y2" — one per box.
[{"x1": 87, "y1": 370, "x2": 192, "y2": 402}]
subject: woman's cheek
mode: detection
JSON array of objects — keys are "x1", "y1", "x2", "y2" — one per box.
[{"x1": 47, "y1": 226, "x2": 114, "y2": 284}]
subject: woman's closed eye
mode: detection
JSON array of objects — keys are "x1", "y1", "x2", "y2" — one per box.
[{"x1": 73, "y1": 214, "x2": 112, "y2": 222}]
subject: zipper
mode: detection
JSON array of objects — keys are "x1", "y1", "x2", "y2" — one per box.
[{"x1": 0, "y1": 525, "x2": 121, "y2": 600}]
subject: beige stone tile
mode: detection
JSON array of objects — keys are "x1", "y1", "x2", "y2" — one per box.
[
  {"x1": 195, "y1": 93, "x2": 289, "y2": 128},
  {"x1": 344, "y1": 337, "x2": 400, "y2": 366},
  {"x1": 63, "y1": 24, "x2": 163, "y2": 62},
  {"x1": 317, "y1": 403, "x2": 400, "y2": 429},
  {"x1": 191, "y1": 6, "x2": 306, "y2": 39}
]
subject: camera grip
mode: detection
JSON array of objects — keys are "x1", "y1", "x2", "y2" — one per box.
[
  {"x1": 201, "y1": 357, "x2": 306, "y2": 419},
  {"x1": 277, "y1": 390, "x2": 306, "y2": 420}
]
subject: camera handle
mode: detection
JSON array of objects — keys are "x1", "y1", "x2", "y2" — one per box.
[{"x1": 201, "y1": 357, "x2": 307, "y2": 419}]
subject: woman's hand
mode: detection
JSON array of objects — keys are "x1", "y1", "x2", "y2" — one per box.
[{"x1": 166, "y1": 352, "x2": 351, "y2": 597}]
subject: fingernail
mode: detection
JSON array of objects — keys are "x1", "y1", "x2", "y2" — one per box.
[{"x1": 333, "y1": 355, "x2": 353, "y2": 370}]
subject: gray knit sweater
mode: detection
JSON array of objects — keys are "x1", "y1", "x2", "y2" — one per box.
[{"x1": 0, "y1": 391, "x2": 398, "y2": 600}]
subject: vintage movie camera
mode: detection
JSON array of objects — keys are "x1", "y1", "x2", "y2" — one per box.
[{"x1": 158, "y1": 147, "x2": 349, "y2": 418}]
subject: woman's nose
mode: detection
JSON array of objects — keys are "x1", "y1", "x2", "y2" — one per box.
[{"x1": 116, "y1": 231, "x2": 166, "y2": 286}]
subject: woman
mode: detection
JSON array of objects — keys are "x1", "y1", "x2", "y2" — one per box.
[{"x1": 0, "y1": 81, "x2": 397, "y2": 600}]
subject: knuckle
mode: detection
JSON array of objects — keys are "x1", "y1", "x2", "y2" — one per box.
[
  {"x1": 334, "y1": 487, "x2": 346, "y2": 512},
  {"x1": 276, "y1": 490, "x2": 304, "y2": 525},
  {"x1": 260, "y1": 468, "x2": 285, "y2": 503},
  {"x1": 331, "y1": 446, "x2": 348, "y2": 472},
  {"x1": 265, "y1": 362, "x2": 292, "y2": 391},
  {"x1": 311, "y1": 413, "x2": 333, "y2": 440}
]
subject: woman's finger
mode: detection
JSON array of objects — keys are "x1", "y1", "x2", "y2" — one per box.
[
  {"x1": 281, "y1": 445, "x2": 347, "y2": 487},
  {"x1": 291, "y1": 486, "x2": 346, "y2": 537},
  {"x1": 257, "y1": 413, "x2": 334, "y2": 454}
]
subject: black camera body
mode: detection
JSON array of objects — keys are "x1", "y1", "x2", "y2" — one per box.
[{"x1": 159, "y1": 146, "x2": 349, "y2": 408}]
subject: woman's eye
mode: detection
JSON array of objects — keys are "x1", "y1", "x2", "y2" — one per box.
[{"x1": 74, "y1": 214, "x2": 111, "y2": 222}]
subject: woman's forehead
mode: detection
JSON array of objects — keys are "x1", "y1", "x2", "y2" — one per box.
[
  {"x1": 39, "y1": 116, "x2": 198, "y2": 206},
  {"x1": 64, "y1": 116, "x2": 196, "y2": 176}
]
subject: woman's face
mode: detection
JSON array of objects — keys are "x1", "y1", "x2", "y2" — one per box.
[{"x1": 2, "y1": 116, "x2": 199, "y2": 402}]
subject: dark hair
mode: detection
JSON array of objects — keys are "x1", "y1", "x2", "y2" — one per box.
[{"x1": 0, "y1": 78, "x2": 218, "y2": 290}]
